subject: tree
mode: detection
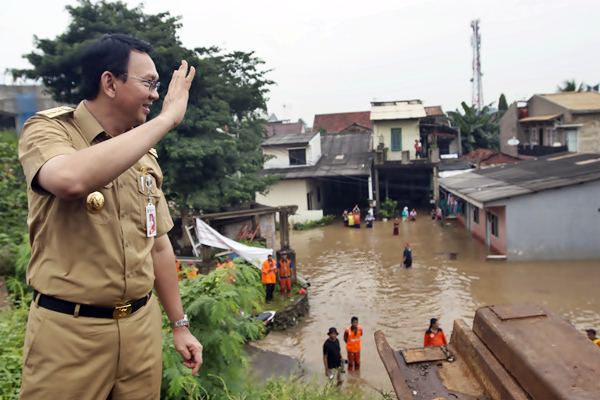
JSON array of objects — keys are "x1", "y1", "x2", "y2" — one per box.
[
  {"x1": 498, "y1": 93, "x2": 508, "y2": 118},
  {"x1": 448, "y1": 102, "x2": 499, "y2": 153},
  {"x1": 557, "y1": 79, "x2": 600, "y2": 92},
  {"x1": 12, "y1": 0, "x2": 274, "y2": 217}
]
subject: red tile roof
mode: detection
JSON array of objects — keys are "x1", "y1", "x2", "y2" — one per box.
[
  {"x1": 265, "y1": 122, "x2": 304, "y2": 137},
  {"x1": 313, "y1": 111, "x2": 372, "y2": 133},
  {"x1": 463, "y1": 148, "x2": 522, "y2": 166}
]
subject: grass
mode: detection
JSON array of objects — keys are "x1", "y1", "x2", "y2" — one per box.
[
  {"x1": 293, "y1": 215, "x2": 335, "y2": 230},
  {"x1": 258, "y1": 281, "x2": 304, "y2": 313}
]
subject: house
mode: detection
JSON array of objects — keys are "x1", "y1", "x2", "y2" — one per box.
[
  {"x1": 313, "y1": 111, "x2": 372, "y2": 134},
  {"x1": 439, "y1": 153, "x2": 600, "y2": 260},
  {"x1": 264, "y1": 119, "x2": 306, "y2": 138},
  {"x1": 256, "y1": 131, "x2": 372, "y2": 222},
  {"x1": 370, "y1": 100, "x2": 460, "y2": 208},
  {"x1": 500, "y1": 92, "x2": 600, "y2": 157},
  {"x1": 461, "y1": 148, "x2": 522, "y2": 168},
  {"x1": 0, "y1": 85, "x2": 63, "y2": 131}
]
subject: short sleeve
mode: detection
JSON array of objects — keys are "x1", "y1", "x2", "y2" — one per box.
[
  {"x1": 156, "y1": 190, "x2": 174, "y2": 236},
  {"x1": 19, "y1": 116, "x2": 76, "y2": 191}
]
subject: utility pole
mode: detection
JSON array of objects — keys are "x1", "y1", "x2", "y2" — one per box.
[{"x1": 470, "y1": 19, "x2": 483, "y2": 110}]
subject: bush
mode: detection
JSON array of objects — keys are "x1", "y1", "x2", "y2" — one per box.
[
  {"x1": 292, "y1": 215, "x2": 335, "y2": 230},
  {"x1": 378, "y1": 198, "x2": 397, "y2": 219}
]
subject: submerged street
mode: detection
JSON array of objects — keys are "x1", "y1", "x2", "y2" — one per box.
[{"x1": 254, "y1": 216, "x2": 600, "y2": 392}]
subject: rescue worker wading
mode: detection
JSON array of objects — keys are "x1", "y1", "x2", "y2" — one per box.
[
  {"x1": 18, "y1": 34, "x2": 202, "y2": 399},
  {"x1": 343, "y1": 316, "x2": 363, "y2": 370}
]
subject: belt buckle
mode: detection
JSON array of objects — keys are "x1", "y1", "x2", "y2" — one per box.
[{"x1": 113, "y1": 303, "x2": 132, "y2": 319}]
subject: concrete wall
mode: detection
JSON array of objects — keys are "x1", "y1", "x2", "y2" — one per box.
[
  {"x1": 255, "y1": 179, "x2": 324, "y2": 223},
  {"x1": 570, "y1": 113, "x2": 600, "y2": 154},
  {"x1": 502, "y1": 180, "x2": 600, "y2": 260},
  {"x1": 263, "y1": 134, "x2": 322, "y2": 169},
  {"x1": 470, "y1": 205, "x2": 486, "y2": 243},
  {"x1": 486, "y1": 206, "x2": 507, "y2": 255},
  {"x1": 499, "y1": 102, "x2": 520, "y2": 156},
  {"x1": 372, "y1": 119, "x2": 420, "y2": 160}
]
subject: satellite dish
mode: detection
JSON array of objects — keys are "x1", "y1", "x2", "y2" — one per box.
[{"x1": 507, "y1": 137, "x2": 520, "y2": 146}]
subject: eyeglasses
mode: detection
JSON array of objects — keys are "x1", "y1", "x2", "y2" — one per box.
[{"x1": 121, "y1": 73, "x2": 161, "y2": 91}]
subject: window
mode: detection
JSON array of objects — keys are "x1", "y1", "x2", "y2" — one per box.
[
  {"x1": 289, "y1": 148, "x2": 306, "y2": 165},
  {"x1": 391, "y1": 128, "x2": 402, "y2": 151},
  {"x1": 487, "y1": 212, "x2": 499, "y2": 237},
  {"x1": 473, "y1": 207, "x2": 480, "y2": 224}
]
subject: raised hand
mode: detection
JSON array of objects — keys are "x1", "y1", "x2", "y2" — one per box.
[{"x1": 160, "y1": 60, "x2": 196, "y2": 128}]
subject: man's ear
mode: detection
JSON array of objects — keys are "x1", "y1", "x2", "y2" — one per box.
[{"x1": 99, "y1": 71, "x2": 119, "y2": 99}]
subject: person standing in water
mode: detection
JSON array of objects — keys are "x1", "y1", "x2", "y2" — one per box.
[
  {"x1": 401, "y1": 206, "x2": 409, "y2": 221},
  {"x1": 343, "y1": 316, "x2": 363, "y2": 371},
  {"x1": 403, "y1": 242, "x2": 413, "y2": 268},
  {"x1": 424, "y1": 318, "x2": 447, "y2": 347},
  {"x1": 393, "y1": 217, "x2": 400, "y2": 236}
]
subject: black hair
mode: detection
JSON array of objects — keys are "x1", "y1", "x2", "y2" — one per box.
[
  {"x1": 427, "y1": 318, "x2": 440, "y2": 334},
  {"x1": 351, "y1": 316, "x2": 358, "y2": 323},
  {"x1": 80, "y1": 33, "x2": 153, "y2": 100},
  {"x1": 587, "y1": 328, "x2": 597, "y2": 336}
]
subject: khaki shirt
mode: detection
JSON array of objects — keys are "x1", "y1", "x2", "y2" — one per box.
[{"x1": 19, "y1": 102, "x2": 173, "y2": 306}]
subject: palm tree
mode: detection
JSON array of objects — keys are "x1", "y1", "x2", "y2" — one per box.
[
  {"x1": 557, "y1": 80, "x2": 599, "y2": 92},
  {"x1": 448, "y1": 102, "x2": 499, "y2": 153}
]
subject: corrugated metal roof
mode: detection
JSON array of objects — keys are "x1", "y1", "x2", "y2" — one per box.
[
  {"x1": 519, "y1": 113, "x2": 561, "y2": 123},
  {"x1": 540, "y1": 92, "x2": 600, "y2": 113},
  {"x1": 424, "y1": 106, "x2": 444, "y2": 116},
  {"x1": 440, "y1": 153, "x2": 600, "y2": 205},
  {"x1": 262, "y1": 132, "x2": 318, "y2": 147},
  {"x1": 263, "y1": 132, "x2": 372, "y2": 178},
  {"x1": 370, "y1": 100, "x2": 426, "y2": 121}
]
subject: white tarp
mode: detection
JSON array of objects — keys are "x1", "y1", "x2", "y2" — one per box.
[{"x1": 194, "y1": 218, "x2": 272, "y2": 267}]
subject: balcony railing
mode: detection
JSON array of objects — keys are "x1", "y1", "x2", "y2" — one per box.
[{"x1": 518, "y1": 144, "x2": 568, "y2": 157}]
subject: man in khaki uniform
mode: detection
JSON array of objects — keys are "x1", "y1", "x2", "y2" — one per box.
[{"x1": 18, "y1": 34, "x2": 202, "y2": 399}]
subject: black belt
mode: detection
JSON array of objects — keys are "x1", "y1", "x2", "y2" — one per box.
[{"x1": 33, "y1": 290, "x2": 151, "y2": 319}]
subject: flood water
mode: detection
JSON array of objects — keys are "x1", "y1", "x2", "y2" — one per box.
[{"x1": 253, "y1": 216, "x2": 600, "y2": 392}]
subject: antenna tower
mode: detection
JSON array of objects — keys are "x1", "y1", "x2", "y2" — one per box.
[{"x1": 470, "y1": 19, "x2": 483, "y2": 109}]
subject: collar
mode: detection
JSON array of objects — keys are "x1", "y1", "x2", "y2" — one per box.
[{"x1": 74, "y1": 101, "x2": 106, "y2": 144}]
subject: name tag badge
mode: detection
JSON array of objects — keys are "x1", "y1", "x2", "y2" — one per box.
[{"x1": 146, "y1": 202, "x2": 157, "y2": 238}]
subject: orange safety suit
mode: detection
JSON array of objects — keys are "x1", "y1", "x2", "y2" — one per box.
[
  {"x1": 424, "y1": 329, "x2": 447, "y2": 347},
  {"x1": 344, "y1": 325, "x2": 363, "y2": 370},
  {"x1": 261, "y1": 259, "x2": 277, "y2": 284},
  {"x1": 344, "y1": 325, "x2": 363, "y2": 352}
]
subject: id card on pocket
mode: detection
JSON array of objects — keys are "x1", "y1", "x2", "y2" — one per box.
[{"x1": 146, "y1": 202, "x2": 157, "y2": 237}]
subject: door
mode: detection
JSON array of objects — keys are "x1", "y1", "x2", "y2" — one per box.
[
  {"x1": 566, "y1": 130, "x2": 578, "y2": 152},
  {"x1": 485, "y1": 211, "x2": 491, "y2": 248}
]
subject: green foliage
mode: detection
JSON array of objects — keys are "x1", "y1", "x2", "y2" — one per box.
[
  {"x1": 292, "y1": 215, "x2": 335, "y2": 230},
  {"x1": 236, "y1": 377, "x2": 387, "y2": 400},
  {"x1": 378, "y1": 198, "x2": 398, "y2": 219},
  {"x1": 557, "y1": 79, "x2": 599, "y2": 92},
  {"x1": 0, "y1": 280, "x2": 31, "y2": 399},
  {"x1": 448, "y1": 102, "x2": 499, "y2": 153},
  {"x1": 161, "y1": 264, "x2": 265, "y2": 399},
  {"x1": 498, "y1": 93, "x2": 508, "y2": 114},
  {"x1": 0, "y1": 130, "x2": 28, "y2": 276},
  {"x1": 12, "y1": 0, "x2": 275, "y2": 215}
]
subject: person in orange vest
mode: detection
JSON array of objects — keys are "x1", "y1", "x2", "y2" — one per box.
[
  {"x1": 424, "y1": 318, "x2": 447, "y2": 347},
  {"x1": 261, "y1": 254, "x2": 277, "y2": 303},
  {"x1": 277, "y1": 253, "x2": 293, "y2": 296},
  {"x1": 343, "y1": 316, "x2": 363, "y2": 370}
]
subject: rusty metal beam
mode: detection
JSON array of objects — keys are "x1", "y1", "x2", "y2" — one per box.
[{"x1": 374, "y1": 330, "x2": 414, "y2": 400}]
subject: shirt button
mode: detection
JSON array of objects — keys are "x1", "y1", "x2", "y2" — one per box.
[{"x1": 125, "y1": 242, "x2": 130, "y2": 248}]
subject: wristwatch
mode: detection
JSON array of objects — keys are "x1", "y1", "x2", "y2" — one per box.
[{"x1": 172, "y1": 314, "x2": 190, "y2": 329}]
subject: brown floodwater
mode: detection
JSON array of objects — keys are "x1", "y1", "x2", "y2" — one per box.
[{"x1": 252, "y1": 217, "x2": 600, "y2": 392}]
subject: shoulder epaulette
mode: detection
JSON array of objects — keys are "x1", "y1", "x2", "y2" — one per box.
[
  {"x1": 149, "y1": 148, "x2": 158, "y2": 158},
  {"x1": 36, "y1": 106, "x2": 75, "y2": 119}
]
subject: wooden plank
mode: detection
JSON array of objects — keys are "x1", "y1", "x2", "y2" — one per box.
[
  {"x1": 489, "y1": 304, "x2": 546, "y2": 321},
  {"x1": 374, "y1": 330, "x2": 415, "y2": 400},
  {"x1": 401, "y1": 347, "x2": 447, "y2": 364}
]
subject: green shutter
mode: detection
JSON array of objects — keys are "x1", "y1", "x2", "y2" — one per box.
[{"x1": 391, "y1": 128, "x2": 402, "y2": 151}]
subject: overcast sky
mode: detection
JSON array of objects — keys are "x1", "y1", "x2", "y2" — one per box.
[{"x1": 2, "y1": 0, "x2": 599, "y2": 124}]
